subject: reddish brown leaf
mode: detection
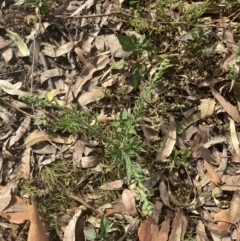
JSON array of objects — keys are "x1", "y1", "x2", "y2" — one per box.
[
  {"x1": 204, "y1": 160, "x2": 222, "y2": 185},
  {"x1": 27, "y1": 195, "x2": 49, "y2": 241},
  {"x1": 214, "y1": 209, "x2": 231, "y2": 231}
]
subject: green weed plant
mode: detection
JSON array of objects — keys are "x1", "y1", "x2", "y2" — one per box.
[{"x1": 20, "y1": 59, "x2": 169, "y2": 214}]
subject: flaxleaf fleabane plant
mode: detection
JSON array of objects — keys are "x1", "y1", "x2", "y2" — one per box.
[{"x1": 19, "y1": 59, "x2": 169, "y2": 214}]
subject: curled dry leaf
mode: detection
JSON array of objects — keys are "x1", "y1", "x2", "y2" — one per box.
[
  {"x1": 27, "y1": 195, "x2": 49, "y2": 241},
  {"x1": 0, "y1": 80, "x2": 28, "y2": 96},
  {"x1": 9, "y1": 116, "x2": 31, "y2": 147},
  {"x1": 212, "y1": 187, "x2": 229, "y2": 208},
  {"x1": 204, "y1": 160, "x2": 221, "y2": 185},
  {"x1": 156, "y1": 115, "x2": 176, "y2": 161},
  {"x1": 63, "y1": 210, "x2": 84, "y2": 241},
  {"x1": 24, "y1": 129, "x2": 75, "y2": 147},
  {"x1": 21, "y1": 147, "x2": 31, "y2": 179}
]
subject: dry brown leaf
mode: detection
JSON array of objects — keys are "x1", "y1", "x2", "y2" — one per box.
[
  {"x1": 63, "y1": 210, "x2": 84, "y2": 241},
  {"x1": 70, "y1": 0, "x2": 94, "y2": 17},
  {"x1": 0, "y1": 37, "x2": 12, "y2": 49},
  {"x1": 95, "y1": 34, "x2": 131, "y2": 58},
  {"x1": 56, "y1": 42, "x2": 74, "y2": 57},
  {"x1": 77, "y1": 88, "x2": 104, "y2": 106},
  {"x1": 29, "y1": 39, "x2": 40, "y2": 72},
  {"x1": 230, "y1": 82, "x2": 240, "y2": 111},
  {"x1": 73, "y1": 140, "x2": 85, "y2": 166},
  {"x1": 199, "y1": 99, "x2": 215, "y2": 118},
  {"x1": 122, "y1": 189, "x2": 138, "y2": 216},
  {"x1": 2, "y1": 47, "x2": 13, "y2": 62},
  {"x1": 156, "y1": 115, "x2": 176, "y2": 161},
  {"x1": 223, "y1": 29, "x2": 239, "y2": 53},
  {"x1": 27, "y1": 195, "x2": 49, "y2": 241},
  {"x1": 0, "y1": 183, "x2": 16, "y2": 211},
  {"x1": 230, "y1": 118, "x2": 240, "y2": 156},
  {"x1": 42, "y1": 41, "x2": 74, "y2": 58},
  {"x1": 9, "y1": 116, "x2": 31, "y2": 147},
  {"x1": 40, "y1": 68, "x2": 64, "y2": 84},
  {"x1": 220, "y1": 184, "x2": 240, "y2": 192},
  {"x1": 159, "y1": 180, "x2": 171, "y2": 207},
  {"x1": 158, "y1": 212, "x2": 171, "y2": 241},
  {"x1": 229, "y1": 189, "x2": 240, "y2": 224},
  {"x1": 32, "y1": 142, "x2": 56, "y2": 155},
  {"x1": 99, "y1": 180, "x2": 124, "y2": 190},
  {"x1": 24, "y1": 130, "x2": 75, "y2": 147},
  {"x1": 214, "y1": 209, "x2": 231, "y2": 231},
  {"x1": 0, "y1": 80, "x2": 28, "y2": 96},
  {"x1": 138, "y1": 216, "x2": 160, "y2": 241},
  {"x1": 73, "y1": 54, "x2": 110, "y2": 97},
  {"x1": 198, "y1": 77, "x2": 226, "y2": 88},
  {"x1": 81, "y1": 156, "x2": 99, "y2": 168},
  {"x1": 210, "y1": 85, "x2": 240, "y2": 123},
  {"x1": 74, "y1": 47, "x2": 87, "y2": 64},
  {"x1": 231, "y1": 156, "x2": 240, "y2": 164},
  {"x1": 21, "y1": 147, "x2": 31, "y2": 179},
  {"x1": 168, "y1": 209, "x2": 188, "y2": 241},
  {"x1": 140, "y1": 123, "x2": 160, "y2": 141},
  {"x1": 204, "y1": 160, "x2": 221, "y2": 185},
  {"x1": 196, "y1": 220, "x2": 208, "y2": 241},
  {"x1": 178, "y1": 112, "x2": 201, "y2": 131},
  {"x1": 1, "y1": 195, "x2": 29, "y2": 224}
]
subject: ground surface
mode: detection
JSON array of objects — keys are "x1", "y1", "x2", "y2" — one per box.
[{"x1": 1, "y1": 0, "x2": 240, "y2": 240}]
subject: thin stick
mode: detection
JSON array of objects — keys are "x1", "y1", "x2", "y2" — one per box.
[{"x1": 68, "y1": 193, "x2": 103, "y2": 217}]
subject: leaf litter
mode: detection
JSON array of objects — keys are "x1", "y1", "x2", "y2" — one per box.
[{"x1": 2, "y1": 0, "x2": 240, "y2": 240}]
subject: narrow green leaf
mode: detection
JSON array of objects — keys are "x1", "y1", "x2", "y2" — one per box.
[
  {"x1": 100, "y1": 217, "x2": 110, "y2": 238},
  {"x1": 6, "y1": 29, "x2": 30, "y2": 57}
]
